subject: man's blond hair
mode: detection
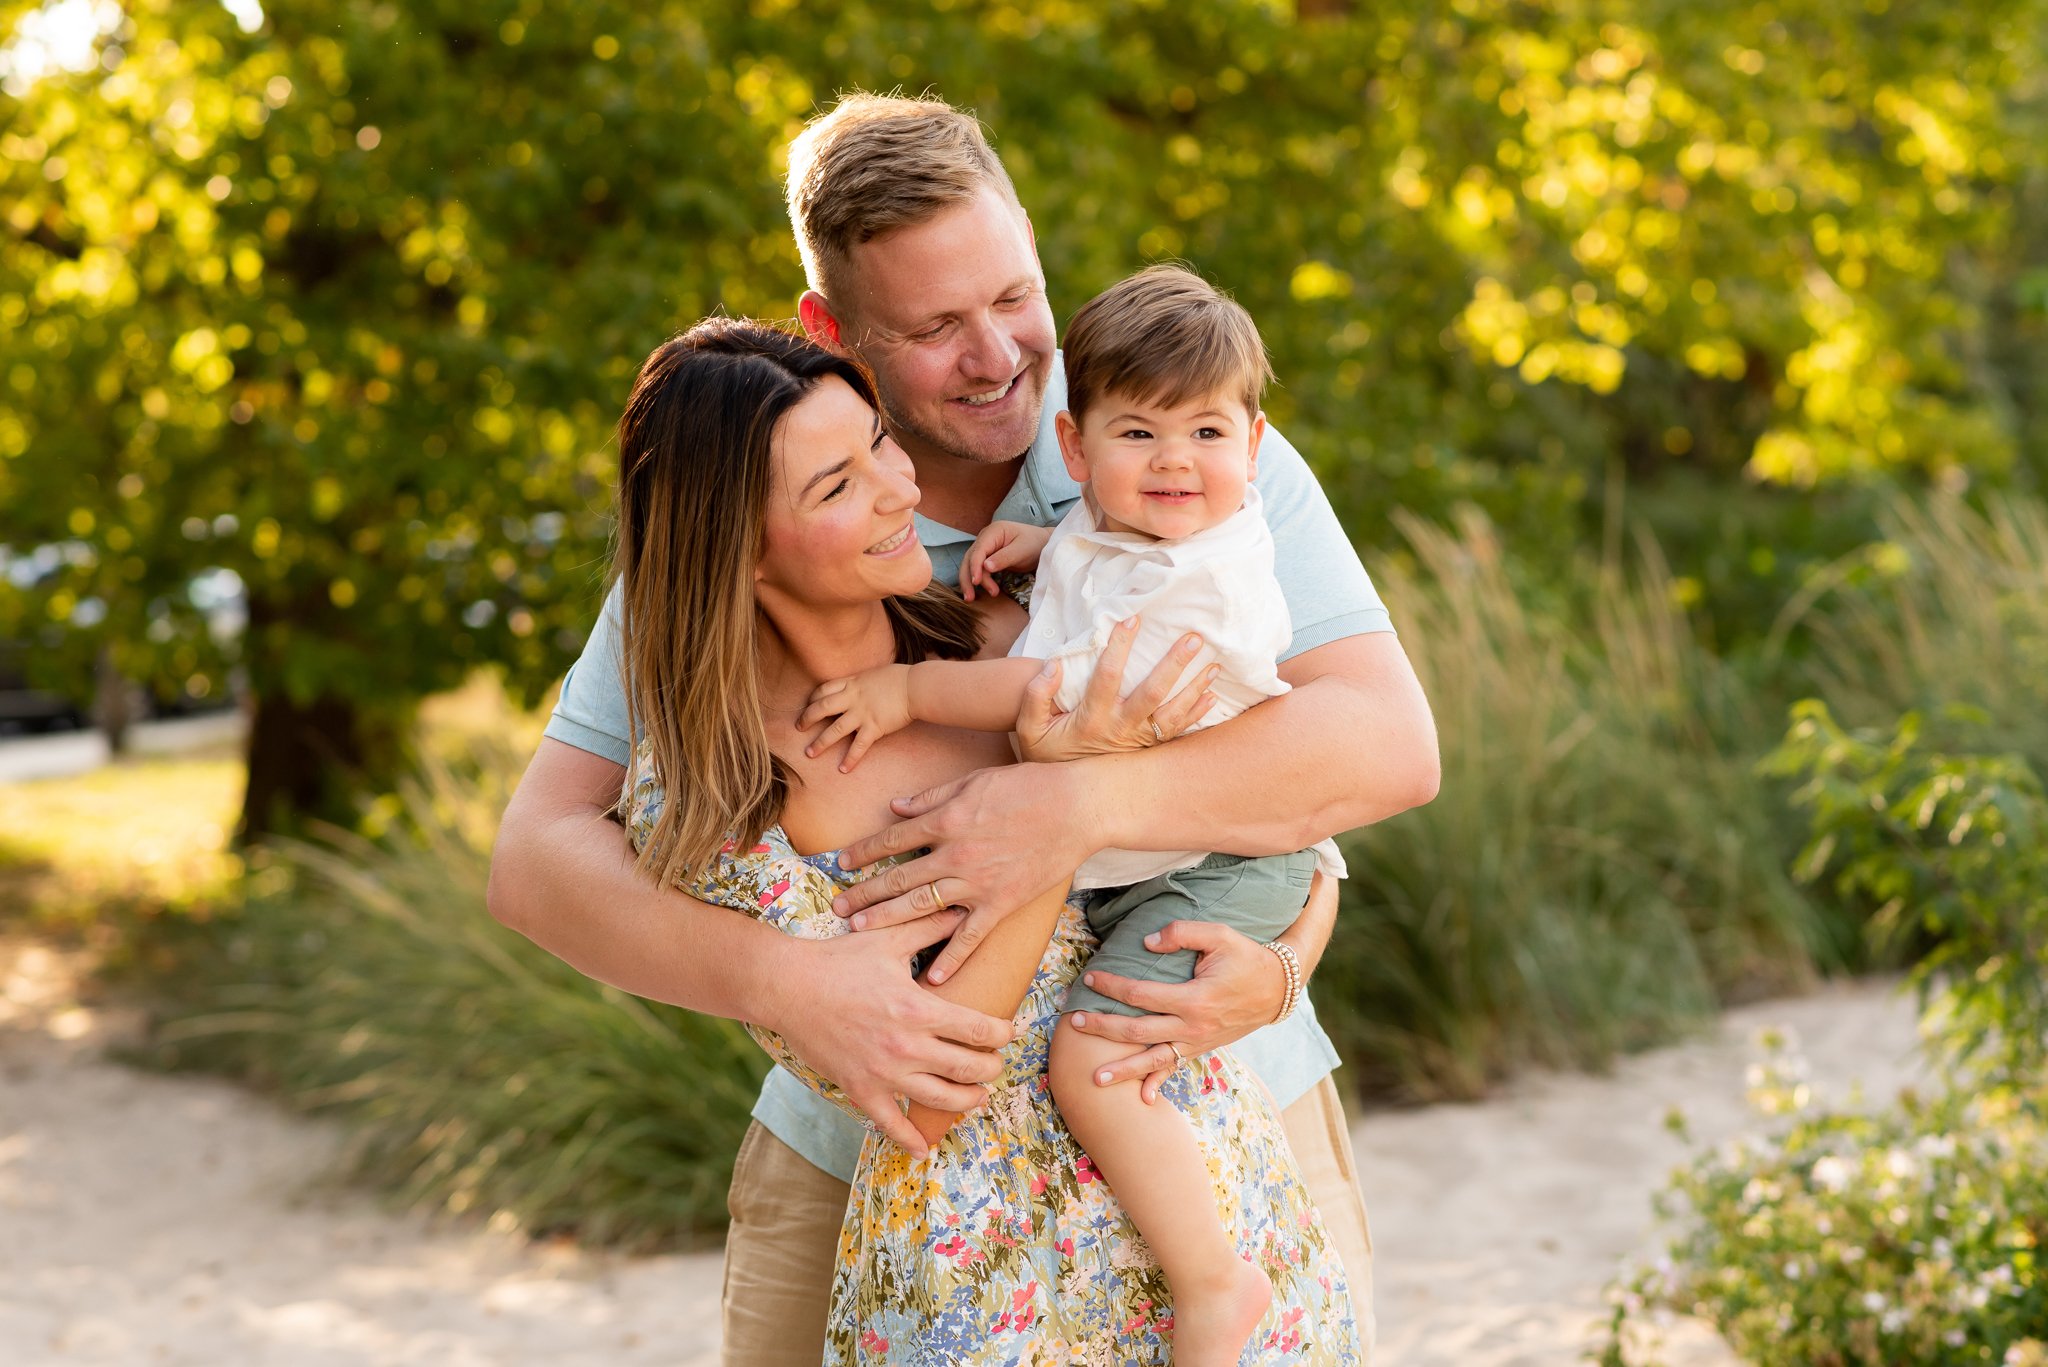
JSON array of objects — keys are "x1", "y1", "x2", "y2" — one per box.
[{"x1": 785, "y1": 92, "x2": 1023, "y2": 308}]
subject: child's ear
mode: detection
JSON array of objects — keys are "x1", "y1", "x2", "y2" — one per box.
[
  {"x1": 1246, "y1": 411, "x2": 1267, "y2": 482},
  {"x1": 1055, "y1": 410, "x2": 1088, "y2": 483}
]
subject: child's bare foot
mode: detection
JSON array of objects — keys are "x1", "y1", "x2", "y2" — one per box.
[{"x1": 1169, "y1": 1256, "x2": 1272, "y2": 1367}]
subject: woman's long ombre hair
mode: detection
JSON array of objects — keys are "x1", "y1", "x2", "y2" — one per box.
[{"x1": 614, "y1": 317, "x2": 981, "y2": 886}]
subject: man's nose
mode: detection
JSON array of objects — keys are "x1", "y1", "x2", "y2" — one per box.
[{"x1": 958, "y1": 312, "x2": 1020, "y2": 381}]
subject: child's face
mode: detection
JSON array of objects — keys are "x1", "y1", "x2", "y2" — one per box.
[{"x1": 1054, "y1": 388, "x2": 1265, "y2": 540}]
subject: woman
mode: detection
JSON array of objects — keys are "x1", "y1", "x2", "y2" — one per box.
[{"x1": 613, "y1": 317, "x2": 1361, "y2": 1365}]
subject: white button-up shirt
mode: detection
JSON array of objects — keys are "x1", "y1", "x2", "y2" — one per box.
[{"x1": 1019, "y1": 484, "x2": 1347, "y2": 890}]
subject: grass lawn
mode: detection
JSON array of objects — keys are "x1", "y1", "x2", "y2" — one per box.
[{"x1": 0, "y1": 749, "x2": 245, "y2": 929}]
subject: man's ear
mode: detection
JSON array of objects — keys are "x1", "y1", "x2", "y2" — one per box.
[
  {"x1": 798, "y1": 290, "x2": 845, "y2": 350},
  {"x1": 1055, "y1": 409, "x2": 1088, "y2": 484},
  {"x1": 1246, "y1": 411, "x2": 1267, "y2": 483}
]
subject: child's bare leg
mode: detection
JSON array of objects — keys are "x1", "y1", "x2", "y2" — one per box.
[{"x1": 1049, "y1": 1014, "x2": 1269, "y2": 1365}]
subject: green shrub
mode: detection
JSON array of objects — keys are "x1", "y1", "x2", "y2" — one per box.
[
  {"x1": 126, "y1": 743, "x2": 768, "y2": 1251},
  {"x1": 1601, "y1": 1037, "x2": 2048, "y2": 1367},
  {"x1": 1320, "y1": 509, "x2": 1844, "y2": 1101},
  {"x1": 1604, "y1": 702, "x2": 2048, "y2": 1363},
  {"x1": 1767, "y1": 702, "x2": 2048, "y2": 1085}
]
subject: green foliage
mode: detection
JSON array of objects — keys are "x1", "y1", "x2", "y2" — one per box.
[
  {"x1": 1768, "y1": 703, "x2": 2048, "y2": 1086},
  {"x1": 1317, "y1": 509, "x2": 1843, "y2": 1100},
  {"x1": 1601, "y1": 1037, "x2": 2048, "y2": 1367},
  {"x1": 124, "y1": 745, "x2": 769, "y2": 1250},
  {"x1": 1607, "y1": 646, "x2": 2048, "y2": 1360},
  {"x1": 6, "y1": 0, "x2": 2048, "y2": 826},
  {"x1": 1766, "y1": 492, "x2": 2048, "y2": 763}
]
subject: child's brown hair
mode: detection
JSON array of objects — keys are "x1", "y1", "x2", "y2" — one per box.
[{"x1": 1061, "y1": 264, "x2": 1272, "y2": 421}]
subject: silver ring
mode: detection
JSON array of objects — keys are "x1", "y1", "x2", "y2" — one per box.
[{"x1": 1148, "y1": 717, "x2": 1165, "y2": 744}]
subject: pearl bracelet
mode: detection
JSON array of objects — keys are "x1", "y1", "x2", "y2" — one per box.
[{"x1": 1264, "y1": 939, "x2": 1303, "y2": 1023}]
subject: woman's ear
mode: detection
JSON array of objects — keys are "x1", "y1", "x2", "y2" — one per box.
[
  {"x1": 1246, "y1": 411, "x2": 1267, "y2": 483},
  {"x1": 1055, "y1": 410, "x2": 1088, "y2": 483},
  {"x1": 798, "y1": 291, "x2": 845, "y2": 350}
]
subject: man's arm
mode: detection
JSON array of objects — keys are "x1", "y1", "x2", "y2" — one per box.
[
  {"x1": 1089, "y1": 629, "x2": 1438, "y2": 854},
  {"x1": 833, "y1": 627, "x2": 1438, "y2": 979},
  {"x1": 486, "y1": 738, "x2": 1015, "y2": 1158}
]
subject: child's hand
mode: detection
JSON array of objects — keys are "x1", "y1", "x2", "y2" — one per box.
[
  {"x1": 959, "y1": 520, "x2": 1053, "y2": 601},
  {"x1": 801, "y1": 664, "x2": 914, "y2": 772}
]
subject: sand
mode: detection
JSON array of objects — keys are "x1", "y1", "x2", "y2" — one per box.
[{"x1": 1, "y1": 935, "x2": 1925, "y2": 1366}]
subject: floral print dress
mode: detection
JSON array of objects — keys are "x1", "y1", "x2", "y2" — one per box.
[{"x1": 625, "y1": 750, "x2": 1362, "y2": 1366}]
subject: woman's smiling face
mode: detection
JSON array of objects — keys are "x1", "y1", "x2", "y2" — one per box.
[{"x1": 756, "y1": 373, "x2": 929, "y2": 609}]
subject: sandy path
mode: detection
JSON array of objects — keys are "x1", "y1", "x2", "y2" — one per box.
[
  {"x1": 1, "y1": 937, "x2": 1923, "y2": 1366},
  {"x1": 1362, "y1": 980, "x2": 1926, "y2": 1366}
]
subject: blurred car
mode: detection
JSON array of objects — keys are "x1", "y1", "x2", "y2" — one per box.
[{"x1": 0, "y1": 641, "x2": 88, "y2": 733}]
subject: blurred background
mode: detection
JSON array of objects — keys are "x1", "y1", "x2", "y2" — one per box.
[{"x1": 3, "y1": 1, "x2": 2047, "y2": 1361}]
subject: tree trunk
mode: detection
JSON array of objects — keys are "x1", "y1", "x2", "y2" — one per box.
[
  {"x1": 93, "y1": 645, "x2": 137, "y2": 757},
  {"x1": 237, "y1": 689, "x2": 408, "y2": 844}
]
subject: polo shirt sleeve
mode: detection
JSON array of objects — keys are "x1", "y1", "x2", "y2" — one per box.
[
  {"x1": 542, "y1": 580, "x2": 635, "y2": 767},
  {"x1": 1254, "y1": 421, "x2": 1395, "y2": 660}
]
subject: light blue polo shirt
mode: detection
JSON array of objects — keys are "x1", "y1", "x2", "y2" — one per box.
[{"x1": 544, "y1": 354, "x2": 1393, "y2": 1184}]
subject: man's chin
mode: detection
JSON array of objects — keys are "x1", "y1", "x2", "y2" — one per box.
[{"x1": 926, "y1": 384, "x2": 1047, "y2": 464}]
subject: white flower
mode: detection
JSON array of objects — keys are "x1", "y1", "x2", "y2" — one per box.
[
  {"x1": 1916, "y1": 1134, "x2": 1957, "y2": 1161},
  {"x1": 1862, "y1": 1291, "x2": 1888, "y2": 1314},
  {"x1": 1812, "y1": 1155, "x2": 1853, "y2": 1192},
  {"x1": 1885, "y1": 1149, "x2": 1919, "y2": 1181}
]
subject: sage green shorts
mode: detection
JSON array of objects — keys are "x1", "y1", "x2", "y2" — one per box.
[{"x1": 1062, "y1": 849, "x2": 1318, "y2": 1018}]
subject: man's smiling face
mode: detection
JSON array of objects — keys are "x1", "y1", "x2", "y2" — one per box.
[{"x1": 835, "y1": 186, "x2": 1057, "y2": 468}]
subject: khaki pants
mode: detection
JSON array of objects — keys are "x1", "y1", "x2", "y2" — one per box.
[{"x1": 720, "y1": 1074, "x2": 1376, "y2": 1364}]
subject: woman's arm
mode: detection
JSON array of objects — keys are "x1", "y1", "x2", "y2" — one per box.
[
  {"x1": 904, "y1": 879, "x2": 1070, "y2": 1145},
  {"x1": 488, "y1": 738, "x2": 1014, "y2": 1158}
]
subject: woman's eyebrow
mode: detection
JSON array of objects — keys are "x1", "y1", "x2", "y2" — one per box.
[{"x1": 800, "y1": 458, "x2": 852, "y2": 496}]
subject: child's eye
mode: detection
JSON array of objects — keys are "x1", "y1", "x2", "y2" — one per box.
[
  {"x1": 1195, "y1": 426, "x2": 1224, "y2": 440},
  {"x1": 823, "y1": 478, "x2": 850, "y2": 501},
  {"x1": 1118, "y1": 428, "x2": 1152, "y2": 440}
]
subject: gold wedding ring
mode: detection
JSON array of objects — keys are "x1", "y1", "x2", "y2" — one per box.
[
  {"x1": 928, "y1": 880, "x2": 947, "y2": 910},
  {"x1": 1167, "y1": 1041, "x2": 1185, "y2": 1067}
]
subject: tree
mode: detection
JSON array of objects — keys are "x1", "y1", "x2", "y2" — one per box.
[
  {"x1": 3, "y1": 0, "x2": 803, "y2": 835},
  {"x1": 4, "y1": 0, "x2": 2044, "y2": 834}
]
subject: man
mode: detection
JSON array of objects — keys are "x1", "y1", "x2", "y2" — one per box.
[{"x1": 488, "y1": 93, "x2": 1437, "y2": 1363}]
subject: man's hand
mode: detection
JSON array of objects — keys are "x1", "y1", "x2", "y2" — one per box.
[
  {"x1": 1064, "y1": 920, "x2": 1288, "y2": 1103},
  {"x1": 764, "y1": 908, "x2": 1015, "y2": 1159},
  {"x1": 801, "y1": 664, "x2": 913, "y2": 772},
  {"x1": 1015, "y1": 617, "x2": 1219, "y2": 764},
  {"x1": 830, "y1": 762, "x2": 1095, "y2": 986},
  {"x1": 960, "y1": 519, "x2": 1053, "y2": 601}
]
